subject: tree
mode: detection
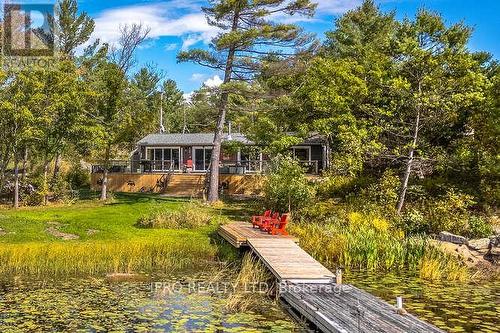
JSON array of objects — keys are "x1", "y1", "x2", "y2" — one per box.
[
  {"x1": 161, "y1": 79, "x2": 185, "y2": 133},
  {"x1": 110, "y1": 24, "x2": 151, "y2": 73},
  {"x1": 178, "y1": 0, "x2": 316, "y2": 202},
  {"x1": 85, "y1": 58, "x2": 128, "y2": 201},
  {"x1": 391, "y1": 11, "x2": 489, "y2": 214},
  {"x1": 33, "y1": 61, "x2": 84, "y2": 203},
  {"x1": 0, "y1": 70, "x2": 39, "y2": 208},
  {"x1": 52, "y1": 0, "x2": 95, "y2": 56}
]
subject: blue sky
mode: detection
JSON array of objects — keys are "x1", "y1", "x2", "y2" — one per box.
[{"x1": 75, "y1": 0, "x2": 500, "y2": 94}]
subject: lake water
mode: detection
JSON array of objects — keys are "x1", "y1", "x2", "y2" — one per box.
[
  {"x1": 1, "y1": 272, "x2": 498, "y2": 332},
  {"x1": 346, "y1": 270, "x2": 500, "y2": 333},
  {"x1": 0, "y1": 275, "x2": 299, "y2": 332}
]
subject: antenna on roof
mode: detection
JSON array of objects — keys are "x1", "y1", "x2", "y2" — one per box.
[{"x1": 159, "y1": 92, "x2": 166, "y2": 134}]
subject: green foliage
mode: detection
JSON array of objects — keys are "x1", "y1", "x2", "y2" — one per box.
[
  {"x1": 290, "y1": 207, "x2": 468, "y2": 280},
  {"x1": 65, "y1": 164, "x2": 91, "y2": 189},
  {"x1": 53, "y1": 0, "x2": 95, "y2": 56},
  {"x1": 137, "y1": 202, "x2": 217, "y2": 229},
  {"x1": 427, "y1": 189, "x2": 475, "y2": 235},
  {"x1": 359, "y1": 170, "x2": 401, "y2": 212},
  {"x1": 263, "y1": 155, "x2": 315, "y2": 212},
  {"x1": 467, "y1": 216, "x2": 494, "y2": 239}
]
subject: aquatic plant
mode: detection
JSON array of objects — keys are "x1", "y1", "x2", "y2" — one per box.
[
  {"x1": 225, "y1": 253, "x2": 275, "y2": 312},
  {"x1": 289, "y1": 210, "x2": 469, "y2": 281},
  {"x1": 0, "y1": 237, "x2": 217, "y2": 277}
]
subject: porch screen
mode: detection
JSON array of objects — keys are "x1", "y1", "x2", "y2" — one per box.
[{"x1": 149, "y1": 148, "x2": 180, "y2": 171}]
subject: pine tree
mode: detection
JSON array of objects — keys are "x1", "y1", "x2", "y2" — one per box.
[{"x1": 178, "y1": 0, "x2": 316, "y2": 202}]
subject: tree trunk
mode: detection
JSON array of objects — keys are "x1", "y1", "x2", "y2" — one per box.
[
  {"x1": 52, "y1": 151, "x2": 61, "y2": 183},
  {"x1": 396, "y1": 110, "x2": 421, "y2": 215},
  {"x1": 100, "y1": 169, "x2": 108, "y2": 201},
  {"x1": 13, "y1": 158, "x2": 19, "y2": 209},
  {"x1": 100, "y1": 145, "x2": 111, "y2": 201},
  {"x1": 43, "y1": 160, "x2": 50, "y2": 205},
  {"x1": 207, "y1": 10, "x2": 240, "y2": 203},
  {"x1": 21, "y1": 147, "x2": 28, "y2": 181}
]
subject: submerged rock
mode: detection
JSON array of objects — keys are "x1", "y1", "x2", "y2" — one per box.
[
  {"x1": 439, "y1": 231, "x2": 468, "y2": 245},
  {"x1": 468, "y1": 238, "x2": 491, "y2": 251}
]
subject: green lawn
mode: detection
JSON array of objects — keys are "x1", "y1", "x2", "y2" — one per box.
[
  {"x1": 0, "y1": 193, "x2": 248, "y2": 276},
  {"x1": 0, "y1": 193, "x2": 228, "y2": 243}
]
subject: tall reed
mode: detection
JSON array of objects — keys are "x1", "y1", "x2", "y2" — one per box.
[
  {"x1": 0, "y1": 238, "x2": 217, "y2": 277},
  {"x1": 289, "y1": 211, "x2": 469, "y2": 281}
]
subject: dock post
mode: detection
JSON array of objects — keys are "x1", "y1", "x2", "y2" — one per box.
[
  {"x1": 336, "y1": 268, "x2": 342, "y2": 285},
  {"x1": 397, "y1": 296, "x2": 403, "y2": 310}
]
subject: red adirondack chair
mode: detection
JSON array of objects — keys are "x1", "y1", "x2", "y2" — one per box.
[
  {"x1": 260, "y1": 212, "x2": 280, "y2": 232},
  {"x1": 251, "y1": 210, "x2": 271, "y2": 228},
  {"x1": 268, "y1": 214, "x2": 290, "y2": 235}
]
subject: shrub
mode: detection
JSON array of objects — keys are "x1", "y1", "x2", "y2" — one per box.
[
  {"x1": 315, "y1": 174, "x2": 373, "y2": 199},
  {"x1": 398, "y1": 208, "x2": 429, "y2": 235},
  {"x1": 427, "y1": 189, "x2": 475, "y2": 235},
  {"x1": 137, "y1": 202, "x2": 215, "y2": 229},
  {"x1": 263, "y1": 155, "x2": 315, "y2": 212},
  {"x1": 467, "y1": 216, "x2": 493, "y2": 238},
  {"x1": 359, "y1": 169, "x2": 401, "y2": 213},
  {"x1": 66, "y1": 164, "x2": 91, "y2": 189}
]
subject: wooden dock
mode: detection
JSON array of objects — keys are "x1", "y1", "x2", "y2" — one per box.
[
  {"x1": 248, "y1": 238, "x2": 333, "y2": 283},
  {"x1": 218, "y1": 221, "x2": 299, "y2": 248},
  {"x1": 218, "y1": 222, "x2": 444, "y2": 333},
  {"x1": 281, "y1": 282, "x2": 443, "y2": 333}
]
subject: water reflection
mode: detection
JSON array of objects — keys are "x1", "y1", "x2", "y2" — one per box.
[{"x1": 346, "y1": 270, "x2": 500, "y2": 333}]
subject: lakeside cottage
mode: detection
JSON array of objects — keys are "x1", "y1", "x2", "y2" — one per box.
[
  {"x1": 90, "y1": 132, "x2": 329, "y2": 195},
  {"x1": 94, "y1": 132, "x2": 329, "y2": 175}
]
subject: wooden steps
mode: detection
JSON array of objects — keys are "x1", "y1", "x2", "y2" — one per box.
[{"x1": 162, "y1": 174, "x2": 205, "y2": 197}]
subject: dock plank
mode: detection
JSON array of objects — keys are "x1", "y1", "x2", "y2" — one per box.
[
  {"x1": 248, "y1": 238, "x2": 333, "y2": 283},
  {"x1": 281, "y1": 283, "x2": 444, "y2": 333},
  {"x1": 218, "y1": 222, "x2": 298, "y2": 248}
]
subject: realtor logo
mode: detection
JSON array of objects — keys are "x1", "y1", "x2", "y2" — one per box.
[
  {"x1": 2, "y1": 2, "x2": 55, "y2": 56},
  {"x1": 1, "y1": 1, "x2": 57, "y2": 70}
]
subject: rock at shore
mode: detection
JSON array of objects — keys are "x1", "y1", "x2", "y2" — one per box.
[
  {"x1": 439, "y1": 231, "x2": 468, "y2": 245},
  {"x1": 468, "y1": 238, "x2": 491, "y2": 251}
]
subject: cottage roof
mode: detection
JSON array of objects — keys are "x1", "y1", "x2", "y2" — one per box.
[{"x1": 137, "y1": 133, "x2": 252, "y2": 146}]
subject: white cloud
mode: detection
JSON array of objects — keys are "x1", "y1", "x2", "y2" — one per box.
[
  {"x1": 203, "y1": 75, "x2": 223, "y2": 88},
  {"x1": 183, "y1": 91, "x2": 195, "y2": 102},
  {"x1": 190, "y1": 73, "x2": 206, "y2": 81},
  {"x1": 164, "y1": 43, "x2": 178, "y2": 51},
  {"x1": 314, "y1": 0, "x2": 363, "y2": 14},
  {"x1": 90, "y1": 2, "x2": 219, "y2": 48}
]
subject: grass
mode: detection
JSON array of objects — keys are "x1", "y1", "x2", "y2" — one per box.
[
  {"x1": 289, "y1": 211, "x2": 470, "y2": 281},
  {"x1": 137, "y1": 201, "x2": 217, "y2": 229},
  {"x1": 0, "y1": 193, "x2": 240, "y2": 276}
]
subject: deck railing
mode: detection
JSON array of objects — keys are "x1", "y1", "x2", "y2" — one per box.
[{"x1": 91, "y1": 159, "x2": 321, "y2": 175}]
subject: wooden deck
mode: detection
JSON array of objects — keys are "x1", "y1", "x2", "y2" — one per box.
[
  {"x1": 218, "y1": 221, "x2": 298, "y2": 248},
  {"x1": 218, "y1": 222, "x2": 444, "y2": 333}
]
